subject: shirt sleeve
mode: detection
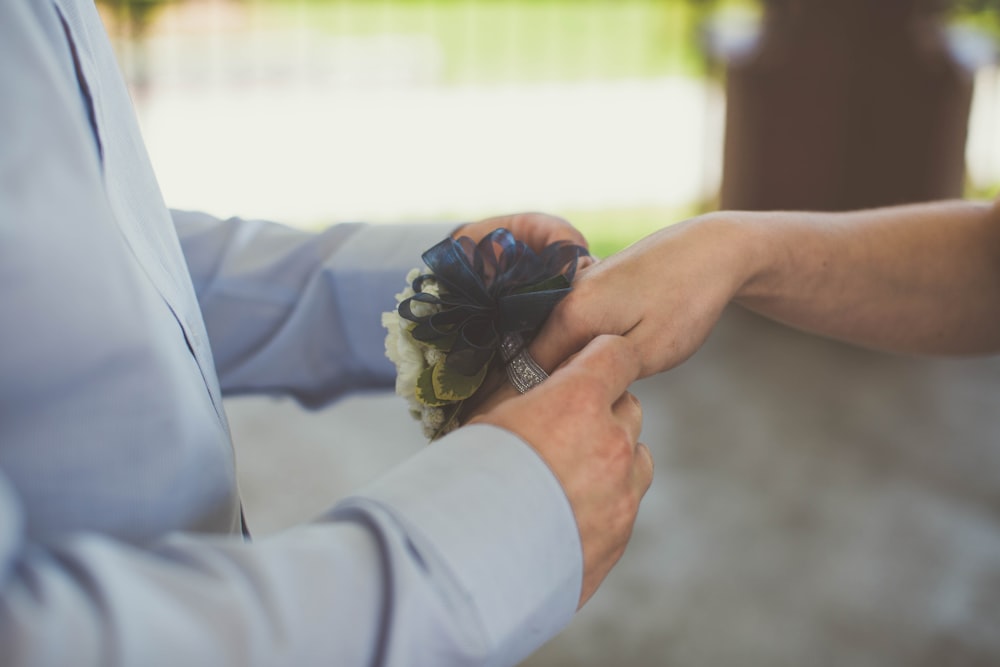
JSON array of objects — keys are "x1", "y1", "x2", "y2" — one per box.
[
  {"x1": 172, "y1": 209, "x2": 456, "y2": 407},
  {"x1": 0, "y1": 425, "x2": 582, "y2": 667}
]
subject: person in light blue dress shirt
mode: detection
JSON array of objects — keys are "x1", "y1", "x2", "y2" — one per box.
[{"x1": 0, "y1": 1, "x2": 653, "y2": 665}]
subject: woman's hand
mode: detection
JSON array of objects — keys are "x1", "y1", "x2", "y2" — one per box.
[{"x1": 529, "y1": 213, "x2": 758, "y2": 379}]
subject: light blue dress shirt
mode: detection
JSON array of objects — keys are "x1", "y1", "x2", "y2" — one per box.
[{"x1": 0, "y1": 1, "x2": 582, "y2": 664}]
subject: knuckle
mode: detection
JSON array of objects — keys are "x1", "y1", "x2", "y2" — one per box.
[
  {"x1": 541, "y1": 212, "x2": 571, "y2": 227},
  {"x1": 613, "y1": 486, "x2": 642, "y2": 525},
  {"x1": 592, "y1": 333, "x2": 638, "y2": 367},
  {"x1": 607, "y1": 423, "x2": 635, "y2": 460},
  {"x1": 629, "y1": 396, "x2": 644, "y2": 429},
  {"x1": 625, "y1": 391, "x2": 642, "y2": 416},
  {"x1": 636, "y1": 443, "x2": 654, "y2": 483}
]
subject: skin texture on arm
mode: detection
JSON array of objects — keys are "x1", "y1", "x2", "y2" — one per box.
[
  {"x1": 530, "y1": 198, "x2": 1000, "y2": 379},
  {"x1": 736, "y1": 199, "x2": 1000, "y2": 356}
]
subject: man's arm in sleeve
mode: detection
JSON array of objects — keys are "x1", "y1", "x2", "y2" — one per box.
[
  {"x1": 0, "y1": 425, "x2": 581, "y2": 667},
  {"x1": 172, "y1": 209, "x2": 455, "y2": 406}
]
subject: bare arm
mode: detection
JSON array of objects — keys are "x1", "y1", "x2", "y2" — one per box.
[
  {"x1": 531, "y1": 199, "x2": 1000, "y2": 378},
  {"x1": 738, "y1": 199, "x2": 1000, "y2": 356}
]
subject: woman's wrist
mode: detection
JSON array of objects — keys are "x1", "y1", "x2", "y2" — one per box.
[{"x1": 689, "y1": 210, "x2": 776, "y2": 306}]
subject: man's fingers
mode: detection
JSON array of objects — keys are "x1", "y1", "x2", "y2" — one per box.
[
  {"x1": 549, "y1": 334, "x2": 641, "y2": 404},
  {"x1": 633, "y1": 442, "x2": 654, "y2": 494},
  {"x1": 512, "y1": 212, "x2": 588, "y2": 251},
  {"x1": 529, "y1": 316, "x2": 592, "y2": 375},
  {"x1": 612, "y1": 391, "x2": 643, "y2": 444},
  {"x1": 469, "y1": 212, "x2": 589, "y2": 253}
]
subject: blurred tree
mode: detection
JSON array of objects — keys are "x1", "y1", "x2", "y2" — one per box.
[
  {"x1": 98, "y1": 0, "x2": 171, "y2": 40},
  {"x1": 698, "y1": 0, "x2": 998, "y2": 210}
]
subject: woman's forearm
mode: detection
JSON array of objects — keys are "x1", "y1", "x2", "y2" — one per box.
[
  {"x1": 733, "y1": 199, "x2": 1000, "y2": 355},
  {"x1": 532, "y1": 199, "x2": 1000, "y2": 380}
]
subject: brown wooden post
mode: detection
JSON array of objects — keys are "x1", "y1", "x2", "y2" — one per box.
[{"x1": 718, "y1": 0, "x2": 974, "y2": 211}]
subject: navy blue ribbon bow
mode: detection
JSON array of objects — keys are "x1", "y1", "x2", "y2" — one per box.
[{"x1": 398, "y1": 228, "x2": 587, "y2": 377}]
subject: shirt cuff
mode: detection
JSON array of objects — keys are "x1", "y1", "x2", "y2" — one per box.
[{"x1": 335, "y1": 423, "x2": 582, "y2": 666}]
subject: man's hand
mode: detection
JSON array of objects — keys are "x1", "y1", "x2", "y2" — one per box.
[
  {"x1": 470, "y1": 335, "x2": 653, "y2": 608},
  {"x1": 455, "y1": 212, "x2": 590, "y2": 256}
]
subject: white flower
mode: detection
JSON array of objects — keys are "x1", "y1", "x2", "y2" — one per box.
[
  {"x1": 420, "y1": 404, "x2": 458, "y2": 440},
  {"x1": 424, "y1": 347, "x2": 445, "y2": 368},
  {"x1": 381, "y1": 309, "x2": 423, "y2": 413},
  {"x1": 383, "y1": 268, "x2": 455, "y2": 438}
]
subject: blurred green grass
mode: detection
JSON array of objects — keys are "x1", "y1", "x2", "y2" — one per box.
[
  {"x1": 560, "y1": 204, "x2": 700, "y2": 256},
  {"x1": 250, "y1": 0, "x2": 711, "y2": 83},
  {"x1": 261, "y1": 0, "x2": 720, "y2": 250}
]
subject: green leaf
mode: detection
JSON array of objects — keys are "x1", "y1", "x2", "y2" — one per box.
[
  {"x1": 430, "y1": 402, "x2": 464, "y2": 442},
  {"x1": 415, "y1": 365, "x2": 450, "y2": 407},
  {"x1": 431, "y1": 359, "x2": 489, "y2": 402}
]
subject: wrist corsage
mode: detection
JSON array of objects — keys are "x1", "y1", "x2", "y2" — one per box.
[{"x1": 382, "y1": 227, "x2": 587, "y2": 440}]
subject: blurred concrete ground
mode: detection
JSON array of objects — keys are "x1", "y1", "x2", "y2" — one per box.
[{"x1": 229, "y1": 306, "x2": 1000, "y2": 666}]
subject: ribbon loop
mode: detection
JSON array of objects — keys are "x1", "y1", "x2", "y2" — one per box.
[{"x1": 400, "y1": 228, "x2": 587, "y2": 361}]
